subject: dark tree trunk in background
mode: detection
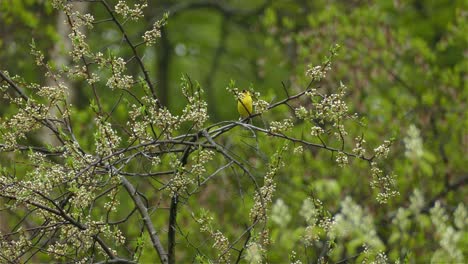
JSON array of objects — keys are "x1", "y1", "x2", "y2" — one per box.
[{"x1": 156, "y1": 27, "x2": 171, "y2": 107}]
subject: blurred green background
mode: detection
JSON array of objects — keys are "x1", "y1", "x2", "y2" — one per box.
[{"x1": 0, "y1": 0, "x2": 466, "y2": 263}]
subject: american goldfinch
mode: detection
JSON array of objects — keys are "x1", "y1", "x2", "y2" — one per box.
[{"x1": 237, "y1": 90, "x2": 253, "y2": 119}]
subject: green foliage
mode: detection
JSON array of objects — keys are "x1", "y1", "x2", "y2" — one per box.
[{"x1": 0, "y1": 1, "x2": 466, "y2": 263}]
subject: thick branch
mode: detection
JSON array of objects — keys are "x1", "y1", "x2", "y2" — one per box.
[
  {"x1": 0, "y1": 70, "x2": 29, "y2": 101},
  {"x1": 120, "y1": 176, "x2": 168, "y2": 264},
  {"x1": 168, "y1": 134, "x2": 198, "y2": 264}
]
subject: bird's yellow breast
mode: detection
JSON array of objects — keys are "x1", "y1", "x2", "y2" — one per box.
[{"x1": 237, "y1": 91, "x2": 253, "y2": 118}]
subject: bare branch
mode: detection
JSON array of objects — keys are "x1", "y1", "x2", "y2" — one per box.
[{"x1": 120, "y1": 176, "x2": 168, "y2": 264}]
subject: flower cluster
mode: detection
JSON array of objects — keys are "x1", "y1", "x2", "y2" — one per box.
[
  {"x1": 45, "y1": 218, "x2": 124, "y2": 260},
  {"x1": 430, "y1": 201, "x2": 465, "y2": 262},
  {"x1": 409, "y1": 188, "x2": 424, "y2": 213},
  {"x1": 404, "y1": 124, "x2": 424, "y2": 160},
  {"x1": 0, "y1": 98, "x2": 48, "y2": 149},
  {"x1": 310, "y1": 125, "x2": 325, "y2": 136},
  {"x1": 360, "y1": 245, "x2": 390, "y2": 264},
  {"x1": 331, "y1": 197, "x2": 384, "y2": 251},
  {"x1": 180, "y1": 76, "x2": 209, "y2": 129},
  {"x1": 126, "y1": 76, "x2": 210, "y2": 142},
  {"x1": 335, "y1": 151, "x2": 348, "y2": 167},
  {"x1": 0, "y1": 233, "x2": 32, "y2": 262},
  {"x1": 69, "y1": 30, "x2": 90, "y2": 62},
  {"x1": 294, "y1": 106, "x2": 308, "y2": 119},
  {"x1": 105, "y1": 56, "x2": 134, "y2": 90},
  {"x1": 188, "y1": 148, "x2": 215, "y2": 186},
  {"x1": 37, "y1": 83, "x2": 68, "y2": 104},
  {"x1": 250, "y1": 145, "x2": 286, "y2": 222},
  {"x1": 312, "y1": 83, "x2": 353, "y2": 126},
  {"x1": 373, "y1": 140, "x2": 391, "y2": 159},
  {"x1": 370, "y1": 162, "x2": 399, "y2": 203},
  {"x1": 352, "y1": 136, "x2": 367, "y2": 157},
  {"x1": 152, "y1": 106, "x2": 181, "y2": 135},
  {"x1": 289, "y1": 251, "x2": 303, "y2": 264},
  {"x1": 300, "y1": 198, "x2": 334, "y2": 247},
  {"x1": 306, "y1": 65, "x2": 329, "y2": 82},
  {"x1": 305, "y1": 44, "x2": 339, "y2": 82},
  {"x1": 269, "y1": 118, "x2": 294, "y2": 133},
  {"x1": 143, "y1": 13, "x2": 169, "y2": 46},
  {"x1": 296, "y1": 82, "x2": 358, "y2": 145},
  {"x1": 168, "y1": 155, "x2": 191, "y2": 196},
  {"x1": 195, "y1": 209, "x2": 231, "y2": 262},
  {"x1": 115, "y1": 0, "x2": 147, "y2": 20},
  {"x1": 293, "y1": 145, "x2": 303, "y2": 154},
  {"x1": 253, "y1": 99, "x2": 269, "y2": 114},
  {"x1": 127, "y1": 103, "x2": 151, "y2": 141},
  {"x1": 245, "y1": 242, "x2": 264, "y2": 264},
  {"x1": 94, "y1": 117, "x2": 122, "y2": 158},
  {"x1": 271, "y1": 198, "x2": 292, "y2": 227},
  {"x1": 212, "y1": 231, "x2": 231, "y2": 263}
]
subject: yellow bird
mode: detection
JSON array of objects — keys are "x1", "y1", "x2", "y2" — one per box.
[{"x1": 237, "y1": 90, "x2": 253, "y2": 119}]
